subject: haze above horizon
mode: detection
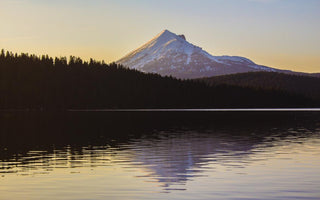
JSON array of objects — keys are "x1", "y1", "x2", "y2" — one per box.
[{"x1": 1, "y1": 0, "x2": 319, "y2": 73}]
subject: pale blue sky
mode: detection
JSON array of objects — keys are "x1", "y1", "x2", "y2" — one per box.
[{"x1": 1, "y1": 0, "x2": 319, "y2": 72}]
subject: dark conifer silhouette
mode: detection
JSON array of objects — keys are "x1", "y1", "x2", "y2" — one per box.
[
  {"x1": 202, "y1": 72, "x2": 320, "y2": 101},
  {"x1": 0, "y1": 50, "x2": 317, "y2": 110}
]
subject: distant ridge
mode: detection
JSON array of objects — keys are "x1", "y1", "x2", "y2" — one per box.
[{"x1": 202, "y1": 71, "x2": 320, "y2": 101}]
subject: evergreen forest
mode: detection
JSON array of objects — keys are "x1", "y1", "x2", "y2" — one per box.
[{"x1": 0, "y1": 50, "x2": 317, "y2": 110}]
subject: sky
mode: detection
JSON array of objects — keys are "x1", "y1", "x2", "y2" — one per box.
[{"x1": 1, "y1": 0, "x2": 319, "y2": 72}]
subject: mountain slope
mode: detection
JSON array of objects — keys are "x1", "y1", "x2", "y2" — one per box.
[
  {"x1": 201, "y1": 72, "x2": 320, "y2": 101},
  {"x1": 117, "y1": 30, "x2": 278, "y2": 79}
]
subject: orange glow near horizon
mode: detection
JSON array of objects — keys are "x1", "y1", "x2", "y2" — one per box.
[{"x1": 1, "y1": 0, "x2": 319, "y2": 73}]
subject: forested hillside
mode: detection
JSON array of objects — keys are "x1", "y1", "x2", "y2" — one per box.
[
  {"x1": 202, "y1": 72, "x2": 320, "y2": 101},
  {"x1": 0, "y1": 50, "x2": 316, "y2": 109}
]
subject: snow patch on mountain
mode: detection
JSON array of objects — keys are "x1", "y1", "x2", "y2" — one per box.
[{"x1": 117, "y1": 30, "x2": 279, "y2": 78}]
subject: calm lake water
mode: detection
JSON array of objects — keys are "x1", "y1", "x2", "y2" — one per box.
[{"x1": 1, "y1": 111, "x2": 320, "y2": 200}]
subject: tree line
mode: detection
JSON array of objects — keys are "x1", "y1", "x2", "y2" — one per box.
[{"x1": 0, "y1": 50, "x2": 316, "y2": 110}]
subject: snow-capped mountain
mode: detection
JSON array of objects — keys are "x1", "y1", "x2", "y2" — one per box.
[{"x1": 117, "y1": 30, "x2": 278, "y2": 79}]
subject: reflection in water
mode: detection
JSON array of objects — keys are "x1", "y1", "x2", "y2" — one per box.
[
  {"x1": 127, "y1": 132, "x2": 258, "y2": 188},
  {"x1": 0, "y1": 111, "x2": 320, "y2": 199}
]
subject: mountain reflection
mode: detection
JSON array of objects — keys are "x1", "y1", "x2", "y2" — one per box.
[
  {"x1": 0, "y1": 111, "x2": 320, "y2": 190},
  {"x1": 126, "y1": 132, "x2": 257, "y2": 187}
]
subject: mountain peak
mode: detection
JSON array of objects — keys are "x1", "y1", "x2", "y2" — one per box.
[
  {"x1": 117, "y1": 30, "x2": 276, "y2": 78},
  {"x1": 155, "y1": 30, "x2": 188, "y2": 42},
  {"x1": 155, "y1": 29, "x2": 180, "y2": 40},
  {"x1": 159, "y1": 29, "x2": 175, "y2": 35},
  {"x1": 160, "y1": 29, "x2": 170, "y2": 34}
]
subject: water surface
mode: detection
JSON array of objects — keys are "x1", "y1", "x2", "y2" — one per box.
[{"x1": 0, "y1": 111, "x2": 320, "y2": 199}]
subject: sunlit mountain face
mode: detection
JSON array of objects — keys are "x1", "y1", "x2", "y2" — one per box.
[
  {"x1": 117, "y1": 30, "x2": 320, "y2": 79},
  {"x1": 117, "y1": 30, "x2": 278, "y2": 79}
]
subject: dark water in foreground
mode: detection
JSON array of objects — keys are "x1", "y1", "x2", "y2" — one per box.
[{"x1": 0, "y1": 111, "x2": 320, "y2": 200}]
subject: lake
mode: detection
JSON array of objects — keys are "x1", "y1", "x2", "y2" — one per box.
[{"x1": 1, "y1": 111, "x2": 320, "y2": 200}]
